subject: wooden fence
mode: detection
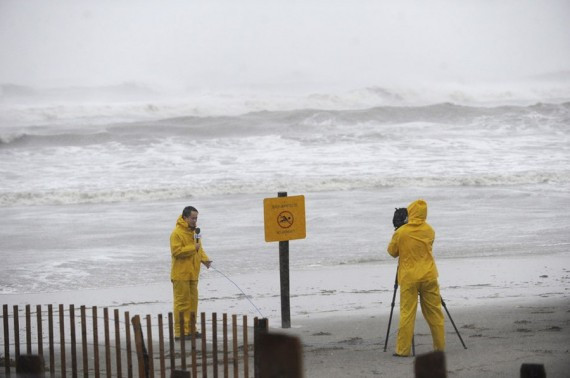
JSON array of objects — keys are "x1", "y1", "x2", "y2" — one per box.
[{"x1": 1, "y1": 304, "x2": 268, "y2": 377}]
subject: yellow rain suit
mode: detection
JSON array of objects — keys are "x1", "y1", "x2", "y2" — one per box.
[
  {"x1": 170, "y1": 215, "x2": 210, "y2": 337},
  {"x1": 387, "y1": 199, "x2": 445, "y2": 356}
]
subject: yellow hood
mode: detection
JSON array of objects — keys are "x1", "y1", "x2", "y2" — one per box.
[{"x1": 407, "y1": 199, "x2": 428, "y2": 225}]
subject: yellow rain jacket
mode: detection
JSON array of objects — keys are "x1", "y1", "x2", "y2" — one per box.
[
  {"x1": 387, "y1": 199, "x2": 438, "y2": 285},
  {"x1": 387, "y1": 199, "x2": 445, "y2": 356},
  {"x1": 170, "y1": 215, "x2": 210, "y2": 281}
]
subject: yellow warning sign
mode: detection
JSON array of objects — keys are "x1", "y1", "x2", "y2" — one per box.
[{"x1": 263, "y1": 195, "x2": 306, "y2": 242}]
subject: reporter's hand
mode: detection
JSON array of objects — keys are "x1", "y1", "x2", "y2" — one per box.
[{"x1": 203, "y1": 260, "x2": 212, "y2": 269}]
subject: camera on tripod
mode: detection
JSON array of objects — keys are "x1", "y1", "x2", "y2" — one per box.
[{"x1": 392, "y1": 207, "x2": 408, "y2": 230}]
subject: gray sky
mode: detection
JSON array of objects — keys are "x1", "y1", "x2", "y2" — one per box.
[{"x1": 1, "y1": 0, "x2": 569, "y2": 91}]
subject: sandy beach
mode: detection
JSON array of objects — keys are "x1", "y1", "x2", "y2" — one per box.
[{"x1": 2, "y1": 252, "x2": 568, "y2": 377}]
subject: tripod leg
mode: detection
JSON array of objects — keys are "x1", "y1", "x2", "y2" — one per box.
[
  {"x1": 441, "y1": 297, "x2": 467, "y2": 349},
  {"x1": 383, "y1": 271, "x2": 399, "y2": 352}
]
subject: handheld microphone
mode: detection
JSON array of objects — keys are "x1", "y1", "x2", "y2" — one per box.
[{"x1": 194, "y1": 227, "x2": 201, "y2": 243}]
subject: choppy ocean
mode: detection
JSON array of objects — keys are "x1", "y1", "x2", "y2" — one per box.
[{"x1": 1, "y1": 84, "x2": 569, "y2": 295}]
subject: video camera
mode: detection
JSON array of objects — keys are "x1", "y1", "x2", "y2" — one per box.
[{"x1": 392, "y1": 207, "x2": 408, "y2": 230}]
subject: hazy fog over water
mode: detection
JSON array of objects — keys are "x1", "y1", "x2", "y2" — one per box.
[{"x1": 1, "y1": 0, "x2": 569, "y2": 93}]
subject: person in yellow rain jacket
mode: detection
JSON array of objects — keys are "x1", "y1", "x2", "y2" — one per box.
[
  {"x1": 170, "y1": 206, "x2": 212, "y2": 339},
  {"x1": 387, "y1": 199, "x2": 445, "y2": 356}
]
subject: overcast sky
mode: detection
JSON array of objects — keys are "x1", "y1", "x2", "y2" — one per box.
[{"x1": 1, "y1": 0, "x2": 569, "y2": 91}]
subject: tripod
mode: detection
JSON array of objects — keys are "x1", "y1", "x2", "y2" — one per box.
[{"x1": 383, "y1": 269, "x2": 467, "y2": 353}]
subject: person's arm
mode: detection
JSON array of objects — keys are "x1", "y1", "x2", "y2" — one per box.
[
  {"x1": 387, "y1": 230, "x2": 400, "y2": 258},
  {"x1": 170, "y1": 233, "x2": 198, "y2": 259},
  {"x1": 198, "y1": 242, "x2": 212, "y2": 268}
]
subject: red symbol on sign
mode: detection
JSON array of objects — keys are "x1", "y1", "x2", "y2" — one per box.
[{"x1": 277, "y1": 211, "x2": 294, "y2": 229}]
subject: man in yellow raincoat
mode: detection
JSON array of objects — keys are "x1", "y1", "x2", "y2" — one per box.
[
  {"x1": 387, "y1": 199, "x2": 445, "y2": 356},
  {"x1": 170, "y1": 206, "x2": 212, "y2": 339}
]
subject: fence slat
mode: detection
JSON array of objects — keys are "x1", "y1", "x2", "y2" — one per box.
[
  {"x1": 191, "y1": 313, "x2": 197, "y2": 378},
  {"x1": 201, "y1": 312, "x2": 207, "y2": 378},
  {"x1": 146, "y1": 315, "x2": 154, "y2": 378},
  {"x1": 168, "y1": 312, "x2": 175, "y2": 372},
  {"x1": 232, "y1": 315, "x2": 238, "y2": 378},
  {"x1": 179, "y1": 311, "x2": 186, "y2": 370},
  {"x1": 125, "y1": 311, "x2": 133, "y2": 378},
  {"x1": 13, "y1": 305, "x2": 20, "y2": 368},
  {"x1": 93, "y1": 306, "x2": 100, "y2": 378},
  {"x1": 70, "y1": 304, "x2": 77, "y2": 377},
  {"x1": 104, "y1": 307, "x2": 111, "y2": 377},
  {"x1": 25, "y1": 304, "x2": 31, "y2": 355},
  {"x1": 37, "y1": 305, "x2": 44, "y2": 364},
  {"x1": 158, "y1": 314, "x2": 165, "y2": 378},
  {"x1": 212, "y1": 313, "x2": 218, "y2": 378},
  {"x1": 115, "y1": 309, "x2": 123, "y2": 378},
  {"x1": 59, "y1": 304, "x2": 66, "y2": 378},
  {"x1": 243, "y1": 316, "x2": 248, "y2": 378},
  {"x1": 48, "y1": 305, "x2": 55, "y2": 377},
  {"x1": 3, "y1": 305, "x2": 10, "y2": 375},
  {"x1": 81, "y1": 306, "x2": 88, "y2": 378},
  {"x1": 223, "y1": 314, "x2": 228, "y2": 378}
]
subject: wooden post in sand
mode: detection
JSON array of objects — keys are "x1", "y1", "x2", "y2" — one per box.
[
  {"x1": 256, "y1": 333, "x2": 302, "y2": 378},
  {"x1": 278, "y1": 191, "x2": 291, "y2": 329},
  {"x1": 520, "y1": 363, "x2": 546, "y2": 378},
  {"x1": 253, "y1": 318, "x2": 269, "y2": 378},
  {"x1": 414, "y1": 351, "x2": 446, "y2": 378}
]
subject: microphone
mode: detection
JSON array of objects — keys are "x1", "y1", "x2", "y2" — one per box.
[{"x1": 194, "y1": 227, "x2": 201, "y2": 244}]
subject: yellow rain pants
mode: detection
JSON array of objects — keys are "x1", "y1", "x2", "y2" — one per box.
[
  {"x1": 172, "y1": 280, "x2": 199, "y2": 337},
  {"x1": 396, "y1": 279, "x2": 445, "y2": 356}
]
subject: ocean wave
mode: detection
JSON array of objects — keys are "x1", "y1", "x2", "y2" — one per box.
[
  {"x1": 2, "y1": 81, "x2": 569, "y2": 128},
  {"x1": 2, "y1": 101, "x2": 567, "y2": 148},
  {"x1": 1, "y1": 171, "x2": 567, "y2": 206}
]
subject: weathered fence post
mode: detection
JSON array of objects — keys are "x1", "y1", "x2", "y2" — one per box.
[{"x1": 132, "y1": 315, "x2": 150, "y2": 378}]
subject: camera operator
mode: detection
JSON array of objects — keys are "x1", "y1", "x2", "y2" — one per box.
[{"x1": 387, "y1": 199, "x2": 445, "y2": 357}]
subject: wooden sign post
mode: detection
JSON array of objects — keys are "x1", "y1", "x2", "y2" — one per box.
[{"x1": 263, "y1": 192, "x2": 306, "y2": 328}]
